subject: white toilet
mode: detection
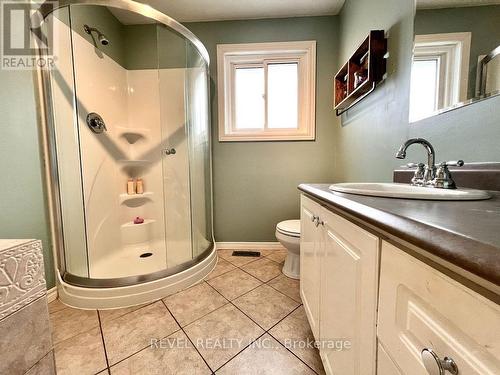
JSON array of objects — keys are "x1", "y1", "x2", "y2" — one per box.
[{"x1": 275, "y1": 220, "x2": 301, "y2": 279}]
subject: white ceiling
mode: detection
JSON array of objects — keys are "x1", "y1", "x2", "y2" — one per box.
[
  {"x1": 417, "y1": 0, "x2": 500, "y2": 9},
  {"x1": 109, "y1": 0, "x2": 500, "y2": 24},
  {"x1": 116, "y1": 0, "x2": 345, "y2": 23}
]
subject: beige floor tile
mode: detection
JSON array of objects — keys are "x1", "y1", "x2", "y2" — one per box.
[
  {"x1": 270, "y1": 306, "x2": 325, "y2": 375},
  {"x1": 102, "y1": 301, "x2": 179, "y2": 365},
  {"x1": 233, "y1": 285, "x2": 300, "y2": 330},
  {"x1": 241, "y1": 257, "x2": 283, "y2": 282},
  {"x1": 50, "y1": 307, "x2": 99, "y2": 344},
  {"x1": 252, "y1": 248, "x2": 275, "y2": 257},
  {"x1": 163, "y1": 282, "x2": 228, "y2": 326},
  {"x1": 25, "y1": 351, "x2": 56, "y2": 375},
  {"x1": 217, "y1": 334, "x2": 314, "y2": 375},
  {"x1": 205, "y1": 258, "x2": 236, "y2": 281},
  {"x1": 216, "y1": 249, "x2": 262, "y2": 267},
  {"x1": 184, "y1": 304, "x2": 264, "y2": 370},
  {"x1": 206, "y1": 269, "x2": 261, "y2": 300},
  {"x1": 110, "y1": 330, "x2": 211, "y2": 375},
  {"x1": 48, "y1": 299, "x2": 69, "y2": 315},
  {"x1": 54, "y1": 327, "x2": 107, "y2": 375},
  {"x1": 99, "y1": 302, "x2": 151, "y2": 323},
  {"x1": 266, "y1": 248, "x2": 287, "y2": 264},
  {"x1": 268, "y1": 274, "x2": 302, "y2": 302}
]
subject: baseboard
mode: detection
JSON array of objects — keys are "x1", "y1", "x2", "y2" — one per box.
[
  {"x1": 216, "y1": 242, "x2": 285, "y2": 250},
  {"x1": 47, "y1": 286, "x2": 58, "y2": 303}
]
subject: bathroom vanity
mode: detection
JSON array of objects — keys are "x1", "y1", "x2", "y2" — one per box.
[{"x1": 298, "y1": 184, "x2": 500, "y2": 375}]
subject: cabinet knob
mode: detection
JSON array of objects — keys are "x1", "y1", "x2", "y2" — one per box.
[
  {"x1": 421, "y1": 348, "x2": 458, "y2": 375},
  {"x1": 314, "y1": 217, "x2": 324, "y2": 227},
  {"x1": 164, "y1": 148, "x2": 176, "y2": 155}
]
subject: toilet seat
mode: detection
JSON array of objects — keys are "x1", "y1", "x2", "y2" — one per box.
[{"x1": 276, "y1": 220, "x2": 300, "y2": 238}]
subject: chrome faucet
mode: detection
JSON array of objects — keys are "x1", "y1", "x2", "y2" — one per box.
[
  {"x1": 395, "y1": 138, "x2": 464, "y2": 189},
  {"x1": 396, "y1": 138, "x2": 436, "y2": 184}
]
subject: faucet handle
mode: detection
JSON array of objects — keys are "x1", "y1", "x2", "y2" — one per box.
[
  {"x1": 407, "y1": 162, "x2": 425, "y2": 169},
  {"x1": 432, "y1": 160, "x2": 464, "y2": 189},
  {"x1": 440, "y1": 160, "x2": 464, "y2": 167},
  {"x1": 407, "y1": 163, "x2": 425, "y2": 186}
]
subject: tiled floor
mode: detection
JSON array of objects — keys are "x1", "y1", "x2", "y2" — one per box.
[{"x1": 48, "y1": 248, "x2": 325, "y2": 374}]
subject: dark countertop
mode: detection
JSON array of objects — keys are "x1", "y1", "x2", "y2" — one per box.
[{"x1": 298, "y1": 184, "x2": 500, "y2": 289}]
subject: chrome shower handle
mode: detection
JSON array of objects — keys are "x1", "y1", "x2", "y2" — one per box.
[{"x1": 86, "y1": 112, "x2": 107, "y2": 134}]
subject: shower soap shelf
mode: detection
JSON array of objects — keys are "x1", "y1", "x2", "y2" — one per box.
[
  {"x1": 121, "y1": 219, "x2": 155, "y2": 228},
  {"x1": 121, "y1": 219, "x2": 156, "y2": 245},
  {"x1": 119, "y1": 192, "x2": 153, "y2": 204},
  {"x1": 118, "y1": 159, "x2": 151, "y2": 166},
  {"x1": 117, "y1": 127, "x2": 150, "y2": 144}
]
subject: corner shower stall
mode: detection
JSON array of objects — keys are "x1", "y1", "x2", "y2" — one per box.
[{"x1": 38, "y1": 0, "x2": 215, "y2": 308}]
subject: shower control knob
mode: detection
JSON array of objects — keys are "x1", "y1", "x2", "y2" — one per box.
[
  {"x1": 164, "y1": 148, "x2": 176, "y2": 155},
  {"x1": 86, "y1": 112, "x2": 107, "y2": 134}
]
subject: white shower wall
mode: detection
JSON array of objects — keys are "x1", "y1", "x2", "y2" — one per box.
[{"x1": 51, "y1": 22, "x2": 195, "y2": 279}]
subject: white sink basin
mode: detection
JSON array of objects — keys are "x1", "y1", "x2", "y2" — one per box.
[{"x1": 329, "y1": 183, "x2": 491, "y2": 201}]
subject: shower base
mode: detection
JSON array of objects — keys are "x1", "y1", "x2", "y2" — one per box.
[
  {"x1": 91, "y1": 241, "x2": 167, "y2": 279},
  {"x1": 56, "y1": 246, "x2": 217, "y2": 309}
]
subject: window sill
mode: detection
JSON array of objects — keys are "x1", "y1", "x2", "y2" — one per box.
[{"x1": 219, "y1": 132, "x2": 315, "y2": 142}]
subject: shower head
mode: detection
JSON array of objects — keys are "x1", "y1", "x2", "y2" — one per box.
[
  {"x1": 98, "y1": 34, "x2": 109, "y2": 46},
  {"x1": 83, "y1": 24, "x2": 109, "y2": 46}
]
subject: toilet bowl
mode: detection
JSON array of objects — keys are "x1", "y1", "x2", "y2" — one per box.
[{"x1": 275, "y1": 220, "x2": 301, "y2": 279}]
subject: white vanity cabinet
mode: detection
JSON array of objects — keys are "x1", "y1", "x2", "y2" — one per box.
[
  {"x1": 377, "y1": 241, "x2": 500, "y2": 375},
  {"x1": 300, "y1": 195, "x2": 380, "y2": 375},
  {"x1": 300, "y1": 193, "x2": 500, "y2": 375}
]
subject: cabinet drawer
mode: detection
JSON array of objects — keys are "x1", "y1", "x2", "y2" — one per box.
[{"x1": 378, "y1": 241, "x2": 500, "y2": 375}]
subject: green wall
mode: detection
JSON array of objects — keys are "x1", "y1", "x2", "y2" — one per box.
[
  {"x1": 415, "y1": 5, "x2": 500, "y2": 98},
  {"x1": 334, "y1": 0, "x2": 500, "y2": 183},
  {"x1": 185, "y1": 17, "x2": 339, "y2": 241},
  {"x1": 334, "y1": 0, "x2": 414, "y2": 182},
  {"x1": 0, "y1": 69, "x2": 55, "y2": 288}
]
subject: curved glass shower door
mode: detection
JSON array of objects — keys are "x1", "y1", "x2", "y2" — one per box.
[{"x1": 44, "y1": 2, "x2": 213, "y2": 286}]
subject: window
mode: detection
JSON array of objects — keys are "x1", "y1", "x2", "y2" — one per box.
[
  {"x1": 410, "y1": 58, "x2": 440, "y2": 121},
  {"x1": 217, "y1": 41, "x2": 316, "y2": 141},
  {"x1": 409, "y1": 32, "x2": 471, "y2": 122}
]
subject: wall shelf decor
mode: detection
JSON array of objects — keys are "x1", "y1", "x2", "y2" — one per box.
[{"x1": 334, "y1": 30, "x2": 387, "y2": 116}]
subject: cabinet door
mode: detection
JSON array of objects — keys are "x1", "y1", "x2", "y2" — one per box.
[
  {"x1": 378, "y1": 241, "x2": 500, "y2": 375},
  {"x1": 319, "y1": 208, "x2": 379, "y2": 375},
  {"x1": 377, "y1": 342, "x2": 402, "y2": 375},
  {"x1": 300, "y1": 195, "x2": 323, "y2": 340}
]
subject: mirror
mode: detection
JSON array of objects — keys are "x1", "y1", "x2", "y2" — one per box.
[{"x1": 409, "y1": 1, "x2": 500, "y2": 123}]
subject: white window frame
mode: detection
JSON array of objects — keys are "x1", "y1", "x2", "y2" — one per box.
[
  {"x1": 217, "y1": 41, "x2": 316, "y2": 142},
  {"x1": 413, "y1": 32, "x2": 471, "y2": 108}
]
